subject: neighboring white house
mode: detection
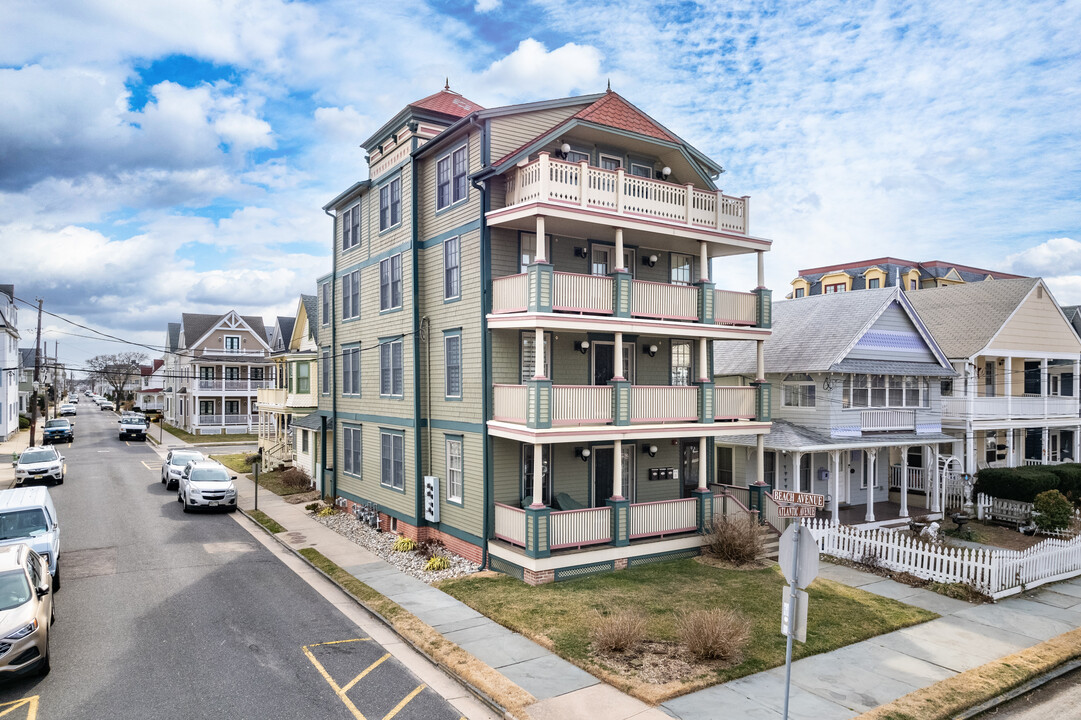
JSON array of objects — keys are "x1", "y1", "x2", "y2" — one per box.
[
  {"x1": 714, "y1": 286, "x2": 957, "y2": 526},
  {"x1": 907, "y1": 277, "x2": 1081, "y2": 474},
  {"x1": 0, "y1": 285, "x2": 19, "y2": 440},
  {"x1": 136, "y1": 359, "x2": 165, "y2": 412}
]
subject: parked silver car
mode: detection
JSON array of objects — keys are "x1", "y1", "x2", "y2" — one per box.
[
  {"x1": 0, "y1": 544, "x2": 53, "y2": 677},
  {"x1": 14, "y1": 447, "x2": 64, "y2": 486},
  {"x1": 160, "y1": 449, "x2": 205, "y2": 490},
  {"x1": 178, "y1": 460, "x2": 238, "y2": 512}
]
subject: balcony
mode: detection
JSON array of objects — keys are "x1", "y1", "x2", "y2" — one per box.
[
  {"x1": 942, "y1": 395, "x2": 1080, "y2": 422},
  {"x1": 258, "y1": 388, "x2": 287, "y2": 409},
  {"x1": 491, "y1": 267, "x2": 767, "y2": 330},
  {"x1": 504, "y1": 154, "x2": 749, "y2": 234},
  {"x1": 195, "y1": 378, "x2": 270, "y2": 393},
  {"x1": 861, "y1": 409, "x2": 916, "y2": 433}
]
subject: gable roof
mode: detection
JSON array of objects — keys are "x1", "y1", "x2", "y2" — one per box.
[
  {"x1": 713, "y1": 287, "x2": 952, "y2": 376},
  {"x1": 19, "y1": 348, "x2": 35, "y2": 370},
  {"x1": 271, "y1": 316, "x2": 295, "y2": 351},
  {"x1": 166, "y1": 323, "x2": 181, "y2": 353},
  {"x1": 301, "y1": 294, "x2": 319, "y2": 345},
  {"x1": 571, "y1": 91, "x2": 677, "y2": 142},
  {"x1": 180, "y1": 312, "x2": 269, "y2": 350},
  {"x1": 410, "y1": 88, "x2": 482, "y2": 118},
  {"x1": 905, "y1": 277, "x2": 1041, "y2": 359}
]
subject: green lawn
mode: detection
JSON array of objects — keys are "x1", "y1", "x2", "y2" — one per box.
[
  {"x1": 212, "y1": 454, "x2": 313, "y2": 497},
  {"x1": 161, "y1": 422, "x2": 258, "y2": 444},
  {"x1": 440, "y1": 558, "x2": 935, "y2": 698},
  {"x1": 247, "y1": 509, "x2": 286, "y2": 534}
]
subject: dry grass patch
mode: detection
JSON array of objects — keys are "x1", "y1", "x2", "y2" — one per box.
[
  {"x1": 704, "y1": 514, "x2": 763, "y2": 565},
  {"x1": 298, "y1": 548, "x2": 535, "y2": 717},
  {"x1": 857, "y1": 626, "x2": 1081, "y2": 720},
  {"x1": 247, "y1": 510, "x2": 285, "y2": 534}
]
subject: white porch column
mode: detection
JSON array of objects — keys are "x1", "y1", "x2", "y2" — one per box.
[
  {"x1": 755, "y1": 435, "x2": 765, "y2": 485},
  {"x1": 1004, "y1": 356, "x2": 1013, "y2": 418},
  {"x1": 699, "y1": 241, "x2": 710, "y2": 282},
  {"x1": 932, "y1": 445, "x2": 941, "y2": 512},
  {"x1": 1075, "y1": 425, "x2": 1080, "y2": 463},
  {"x1": 615, "y1": 228, "x2": 625, "y2": 271},
  {"x1": 756, "y1": 340, "x2": 765, "y2": 381},
  {"x1": 1042, "y1": 426, "x2": 1050, "y2": 464},
  {"x1": 698, "y1": 338, "x2": 709, "y2": 382},
  {"x1": 535, "y1": 216, "x2": 547, "y2": 263},
  {"x1": 792, "y1": 451, "x2": 802, "y2": 493},
  {"x1": 757, "y1": 250, "x2": 765, "y2": 288},
  {"x1": 531, "y1": 443, "x2": 545, "y2": 507},
  {"x1": 533, "y1": 328, "x2": 545, "y2": 379},
  {"x1": 1041, "y1": 358, "x2": 1049, "y2": 417},
  {"x1": 698, "y1": 436, "x2": 708, "y2": 491},
  {"x1": 899, "y1": 445, "x2": 909, "y2": 518},
  {"x1": 614, "y1": 331, "x2": 624, "y2": 380},
  {"x1": 830, "y1": 450, "x2": 841, "y2": 525},
  {"x1": 865, "y1": 449, "x2": 877, "y2": 523},
  {"x1": 1007, "y1": 429, "x2": 1016, "y2": 466},
  {"x1": 613, "y1": 439, "x2": 623, "y2": 500},
  {"x1": 1075, "y1": 358, "x2": 1081, "y2": 410},
  {"x1": 964, "y1": 429, "x2": 976, "y2": 475}
]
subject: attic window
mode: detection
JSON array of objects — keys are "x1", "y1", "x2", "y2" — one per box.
[
  {"x1": 782, "y1": 374, "x2": 816, "y2": 407},
  {"x1": 1038, "y1": 286, "x2": 1044, "y2": 299}
]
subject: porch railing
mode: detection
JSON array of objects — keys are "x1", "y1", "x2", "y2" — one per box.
[
  {"x1": 861, "y1": 409, "x2": 915, "y2": 432},
  {"x1": 550, "y1": 506, "x2": 612, "y2": 549},
  {"x1": 493, "y1": 384, "x2": 527, "y2": 423},
  {"x1": 629, "y1": 498, "x2": 698, "y2": 539},
  {"x1": 494, "y1": 503, "x2": 527, "y2": 547},
  {"x1": 889, "y1": 466, "x2": 927, "y2": 492},
  {"x1": 712, "y1": 483, "x2": 751, "y2": 509},
  {"x1": 942, "y1": 395, "x2": 1080, "y2": 420},
  {"x1": 631, "y1": 280, "x2": 698, "y2": 321},
  {"x1": 715, "y1": 385, "x2": 757, "y2": 420},
  {"x1": 197, "y1": 414, "x2": 222, "y2": 425},
  {"x1": 632, "y1": 385, "x2": 698, "y2": 423},
  {"x1": 552, "y1": 272, "x2": 613, "y2": 314},
  {"x1": 553, "y1": 386, "x2": 613, "y2": 425},
  {"x1": 223, "y1": 414, "x2": 250, "y2": 426},
  {"x1": 714, "y1": 289, "x2": 758, "y2": 326},
  {"x1": 198, "y1": 379, "x2": 223, "y2": 390},
  {"x1": 492, "y1": 273, "x2": 528, "y2": 313},
  {"x1": 761, "y1": 491, "x2": 795, "y2": 533}
]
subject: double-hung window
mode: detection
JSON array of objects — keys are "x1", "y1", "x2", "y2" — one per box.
[
  {"x1": 296, "y1": 362, "x2": 310, "y2": 394},
  {"x1": 321, "y1": 282, "x2": 330, "y2": 326},
  {"x1": 342, "y1": 270, "x2": 360, "y2": 319},
  {"x1": 670, "y1": 253, "x2": 693, "y2": 285},
  {"x1": 225, "y1": 336, "x2": 240, "y2": 353},
  {"x1": 342, "y1": 347, "x2": 360, "y2": 395},
  {"x1": 443, "y1": 237, "x2": 460, "y2": 300},
  {"x1": 445, "y1": 332, "x2": 462, "y2": 398},
  {"x1": 381, "y1": 432, "x2": 404, "y2": 490},
  {"x1": 670, "y1": 340, "x2": 692, "y2": 386},
  {"x1": 343, "y1": 426, "x2": 362, "y2": 476},
  {"x1": 782, "y1": 374, "x2": 816, "y2": 407},
  {"x1": 321, "y1": 349, "x2": 331, "y2": 394},
  {"x1": 446, "y1": 437, "x2": 463, "y2": 503},
  {"x1": 437, "y1": 145, "x2": 469, "y2": 210},
  {"x1": 380, "y1": 254, "x2": 402, "y2": 310},
  {"x1": 343, "y1": 204, "x2": 360, "y2": 250},
  {"x1": 380, "y1": 339, "x2": 403, "y2": 396},
  {"x1": 379, "y1": 177, "x2": 401, "y2": 230}
]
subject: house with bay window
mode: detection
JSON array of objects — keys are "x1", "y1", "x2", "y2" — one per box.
[
  {"x1": 906, "y1": 278, "x2": 1081, "y2": 473},
  {"x1": 714, "y1": 286, "x2": 956, "y2": 526},
  {"x1": 170, "y1": 311, "x2": 273, "y2": 434},
  {"x1": 317, "y1": 85, "x2": 774, "y2": 583}
]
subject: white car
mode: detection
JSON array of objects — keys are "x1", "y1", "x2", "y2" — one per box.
[
  {"x1": 59, "y1": 404, "x2": 76, "y2": 417},
  {"x1": 160, "y1": 450, "x2": 205, "y2": 490},
  {"x1": 0, "y1": 487, "x2": 61, "y2": 591},
  {"x1": 14, "y1": 448, "x2": 64, "y2": 487},
  {"x1": 178, "y1": 460, "x2": 238, "y2": 513}
]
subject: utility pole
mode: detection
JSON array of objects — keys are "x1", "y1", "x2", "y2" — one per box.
[
  {"x1": 29, "y1": 299, "x2": 42, "y2": 447},
  {"x1": 52, "y1": 342, "x2": 59, "y2": 419}
]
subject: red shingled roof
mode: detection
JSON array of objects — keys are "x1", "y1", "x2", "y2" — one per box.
[
  {"x1": 410, "y1": 89, "x2": 482, "y2": 118},
  {"x1": 573, "y1": 91, "x2": 676, "y2": 142}
]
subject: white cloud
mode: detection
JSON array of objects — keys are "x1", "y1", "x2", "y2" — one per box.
[
  {"x1": 479, "y1": 39, "x2": 603, "y2": 101},
  {"x1": 474, "y1": 0, "x2": 501, "y2": 12},
  {"x1": 1006, "y1": 238, "x2": 1081, "y2": 277}
]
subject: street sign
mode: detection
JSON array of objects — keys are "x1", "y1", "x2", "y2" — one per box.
[
  {"x1": 777, "y1": 505, "x2": 818, "y2": 518},
  {"x1": 778, "y1": 524, "x2": 819, "y2": 589},
  {"x1": 781, "y1": 586, "x2": 808, "y2": 643},
  {"x1": 772, "y1": 490, "x2": 825, "y2": 508}
]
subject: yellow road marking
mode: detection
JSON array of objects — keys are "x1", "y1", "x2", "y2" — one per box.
[
  {"x1": 308, "y1": 638, "x2": 370, "y2": 648},
  {"x1": 341, "y1": 653, "x2": 390, "y2": 694},
  {"x1": 302, "y1": 644, "x2": 368, "y2": 720},
  {"x1": 0, "y1": 696, "x2": 39, "y2": 720},
  {"x1": 382, "y1": 684, "x2": 425, "y2": 720},
  {"x1": 140, "y1": 461, "x2": 158, "y2": 472}
]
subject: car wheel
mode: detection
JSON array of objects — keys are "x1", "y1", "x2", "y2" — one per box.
[
  {"x1": 161, "y1": 472, "x2": 166, "y2": 485},
  {"x1": 182, "y1": 493, "x2": 191, "y2": 513},
  {"x1": 36, "y1": 634, "x2": 50, "y2": 677},
  {"x1": 52, "y1": 563, "x2": 60, "y2": 592},
  {"x1": 56, "y1": 473, "x2": 64, "y2": 485}
]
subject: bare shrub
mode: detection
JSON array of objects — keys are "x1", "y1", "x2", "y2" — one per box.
[
  {"x1": 280, "y1": 467, "x2": 311, "y2": 489},
  {"x1": 417, "y1": 537, "x2": 445, "y2": 559},
  {"x1": 245, "y1": 453, "x2": 261, "y2": 466},
  {"x1": 705, "y1": 513, "x2": 763, "y2": 565},
  {"x1": 677, "y1": 608, "x2": 751, "y2": 661},
  {"x1": 590, "y1": 609, "x2": 648, "y2": 653}
]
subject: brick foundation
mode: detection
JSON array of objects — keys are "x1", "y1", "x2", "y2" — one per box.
[
  {"x1": 522, "y1": 568, "x2": 555, "y2": 586},
  {"x1": 335, "y1": 498, "x2": 484, "y2": 565}
]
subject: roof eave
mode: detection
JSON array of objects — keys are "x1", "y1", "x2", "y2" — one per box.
[{"x1": 322, "y1": 180, "x2": 371, "y2": 212}]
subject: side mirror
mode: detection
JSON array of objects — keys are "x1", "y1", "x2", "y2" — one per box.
[
  {"x1": 231, "y1": 475, "x2": 238, "y2": 480},
  {"x1": 59, "y1": 456, "x2": 65, "y2": 462},
  {"x1": 36, "y1": 585, "x2": 49, "y2": 598}
]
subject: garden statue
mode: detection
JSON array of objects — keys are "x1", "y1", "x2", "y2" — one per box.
[
  {"x1": 920, "y1": 521, "x2": 940, "y2": 543},
  {"x1": 962, "y1": 473, "x2": 975, "y2": 514}
]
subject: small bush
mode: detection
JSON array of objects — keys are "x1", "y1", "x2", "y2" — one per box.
[
  {"x1": 305, "y1": 502, "x2": 321, "y2": 512},
  {"x1": 976, "y1": 467, "x2": 1061, "y2": 504},
  {"x1": 590, "y1": 609, "x2": 648, "y2": 653},
  {"x1": 677, "y1": 608, "x2": 751, "y2": 661},
  {"x1": 705, "y1": 513, "x2": 763, "y2": 565},
  {"x1": 280, "y1": 467, "x2": 311, "y2": 489},
  {"x1": 1033, "y1": 489, "x2": 1073, "y2": 532},
  {"x1": 316, "y1": 506, "x2": 337, "y2": 518},
  {"x1": 392, "y1": 536, "x2": 417, "y2": 552},
  {"x1": 245, "y1": 453, "x2": 261, "y2": 467},
  {"x1": 416, "y1": 537, "x2": 445, "y2": 559},
  {"x1": 18, "y1": 415, "x2": 29, "y2": 430},
  {"x1": 424, "y1": 556, "x2": 451, "y2": 572}
]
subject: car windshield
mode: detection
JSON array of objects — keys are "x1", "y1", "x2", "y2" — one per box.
[
  {"x1": 44, "y1": 420, "x2": 68, "y2": 428},
  {"x1": 171, "y1": 453, "x2": 203, "y2": 467},
  {"x1": 0, "y1": 570, "x2": 31, "y2": 612},
  {"x1": 190, "y1": 468, "x2": 230, "y2": 483},
  {"x1": 0, "y1": 509, "x2": 49, "y2": 541},
  {"x1": 19, "y1": 450, "x2": 57, "y2": 464}
]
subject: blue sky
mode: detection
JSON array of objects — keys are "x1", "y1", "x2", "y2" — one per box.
[{"x1": 1, "y1": 0, "x2": 1080, "y2": 369}]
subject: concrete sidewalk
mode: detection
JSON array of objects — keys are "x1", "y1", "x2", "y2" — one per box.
[
  {"x1": 225, "y1": 469, "x2": 1081, "y2": 720},
  {"x1": 0, "y1": 418, "x2": 45, "y2": 489}
]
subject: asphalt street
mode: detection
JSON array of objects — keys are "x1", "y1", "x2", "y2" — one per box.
[{"x1": 0, "y1": 407, "x2": 468, "y2": 719}]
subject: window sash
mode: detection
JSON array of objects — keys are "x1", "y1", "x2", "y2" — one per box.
[
  {"x1": 297, "y1": 362, "x2": 310, "y2": 394},
  {"x1": 437, "y1": 156, "x2": 451, "y2": 209},
  {"x1": 381, "y1": 433, "x2": 403, "y2": 489},
  {"x1": 444, "y1": 237, "x2": 460, "y2": 299},
  {"x1": 321, "y1": 283, "x2": 329, "y2": 325},
  {"x1": 445, "y1": 335, "x2": 461, "y2": 398},
  {"x1": 379, "y1": 179, "x2": 400, "y2": 230},
  {"x1": 380, "y1": 255, "x2": 402, "y2": 310},
  {"x1": 322, "y1": 350, "x2": 331, "y2": 393},
  {"x1": 343, "y1": 205, "x2": 360, "y2": 249},
  {"x1": 452, "y1": 146, "x2": 468, "y2": 202},
  {"x1": 344, "y1": 427, "x2": 361, "y2": 475},
  {"x1": 670, "y1": 340, "x2": 692, "y2": 386},
  {"x1": 670, "y1": 253, "x2": 693, "y2": 285},
  {"x1": 446, "y1": 438, "x2": 463, "y2": 502},
  {"x1": 380, "y1": 341, "x2": 403, "y2": 396}
]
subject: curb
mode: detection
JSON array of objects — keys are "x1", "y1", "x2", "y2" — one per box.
[
  {"x1": 953, "y1": 655, "x2": 1081, "y2": 719},
  {"x1": 236, "y1": 506, "x2": 517, "y2": 720}
]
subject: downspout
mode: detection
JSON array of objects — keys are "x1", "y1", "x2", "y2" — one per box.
[
  {"x1": 323, "y1": 207, "x2": 339, "y2": 501},
  {"x1": 423, "y1": 316, "x2": 432, "y2": 473},
  {"x1": 470, "y1": 114, "x2": 491, "y2": 568},
  {"x1": 411, "y1": 143, "x2": 424, "y2": 527}
]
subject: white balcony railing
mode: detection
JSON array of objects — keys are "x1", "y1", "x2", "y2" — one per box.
[
  {"x1": 507, "y1": 154, "x2": 749, "y2": 234},
  {"x1": 494, "y1": 503, "x2": 527, "y2": 547},
  {"x1": 552, "y1": 272, "x2": 613, "y2": 314},
  {"x1": 631, "y1": 280, "x2": 698, "y2": 321},
  {"x1": 550, "y1": 506, "x2": 612, "y2": 549},
  {"x1": 631, "y1": 385, "x2": 698, "y2": 423},
  {"x1": 714, "y1": 289, "x2": 758, "y2": 326},
  {"x1": 492, "y1": 274, "x2": 528, "y2": 313},
  {"x1": 198, "y1": 379, "x2": 223, "y2": 390},
  {"x1": 942, "y1": 395, "x2": 1080, "y2": 420},
  {"x1": 258, "y1": 388, "x2": 288, "y2": 408},
  {"x1": 889, "y1": 466, "x2": 928, "y2": 492},
  {"x1": 552, "y1": 386, "x2": 613, "y2": 425},
  {"x1": 493, "y1": 384, "x2": 527, "y2": 424},
  {"x1": 196, "y1": 379, "x2": 268, "y2": 393},
  {"x1": 629, "y1": 498, "x2": 698, "y2": 539},
  {"x1": 861, "y1": 409, "x2": 916, "y2": 432},
  {"x1": 197, "y1": 414, "x2": 222, "y2": 426},
  {"x1": 714, "y1": 386, "x2": 757, "y2": 420}
]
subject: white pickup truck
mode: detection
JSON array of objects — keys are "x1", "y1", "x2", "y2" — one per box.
[{"x1": 118, "y1": 412, "x2": 148, "y2": 441}]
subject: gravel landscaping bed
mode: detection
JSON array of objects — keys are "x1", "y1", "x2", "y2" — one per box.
[{"x1": 312, "y1": 509, "x2": 481, "y2": 583}]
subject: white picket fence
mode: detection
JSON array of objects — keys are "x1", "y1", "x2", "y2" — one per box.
[{"x1": 803, "y1": 517, "x2": 1081, "y2": 599}]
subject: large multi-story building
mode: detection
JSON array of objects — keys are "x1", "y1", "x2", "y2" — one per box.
[
  {"x1": 317, "y1": 87, "x2": 774, "y2": 583},
  {"x1": 0, "y1": 285, "x2": 19, "y2": 440},
  {"x1": 789, "y1": 258, "x2": 1024, "y2": 298}
]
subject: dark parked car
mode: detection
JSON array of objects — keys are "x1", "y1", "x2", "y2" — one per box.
[{"x1": 41, "y1": 420, "x2": 73, "y2": 445}]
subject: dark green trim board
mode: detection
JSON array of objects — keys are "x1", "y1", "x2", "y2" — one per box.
[
  {"x1": 411, "y1": 154, "x2": 424, "y2": 529},
  {"x1": 336, "y1": 411, "x2": 414, "y2": 427},
  {"x1": 418, "y1": 219, "x2": 481, "y2": 249},
  {"x1": 478, "y1": 150, "x2": 493, "y2": 567},
  {"x1": 337, "y1": 240, "x2": 411, "y2": 277},
  {"x1": 423, "y1": 418, "x2": 484, "y2": 433}
]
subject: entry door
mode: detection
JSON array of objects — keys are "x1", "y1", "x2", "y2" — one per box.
[
  {"x1": 593, "y1": 448, "x2": 614, "y2": 506},
  {"x1": 592, "y1": 343, "x2": 634, "y2": 385},
  {"x1": 835, "y1": 453, "x2": 850, "y2": 504},
  {"x1": 1025, "y1": 428, "x2": 1042, "y2": 462},
  {"x1": 680, "y1": 440, "x2": 699, "y2": 498}
]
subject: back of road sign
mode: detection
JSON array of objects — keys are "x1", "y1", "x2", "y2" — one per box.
[{"x1": 778, "y1": 524, "x2": 819, "y2": 589}]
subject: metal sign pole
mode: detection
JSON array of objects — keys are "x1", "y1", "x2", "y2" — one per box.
[
  {"x1": 782, "y1": 526, "x2": 799, "y2": 720},
  {"x1": 254, "y1": 461, "x2": 259, "y2": 512}
]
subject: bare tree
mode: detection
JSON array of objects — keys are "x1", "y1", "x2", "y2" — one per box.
[{"x1": 85, "y1": 352, "x2": 147, "y2": 411}]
